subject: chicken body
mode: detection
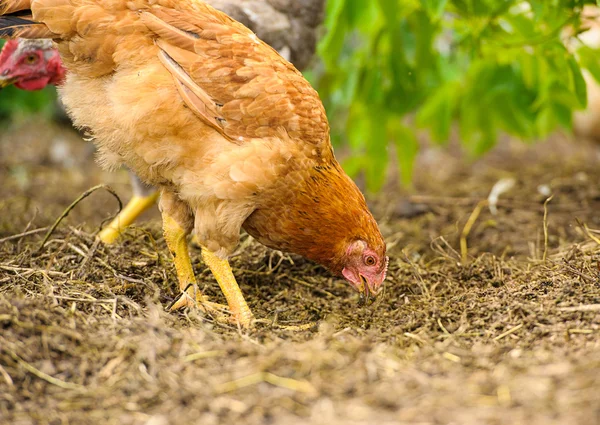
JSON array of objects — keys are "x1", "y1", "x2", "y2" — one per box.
[
  {"x1": 0, "y1": 0, "x2": 324, "y2": 243},
  {"x1": 0, "y1": 0, "x2": 387, "y2": 326},
  {"x1": 56, "y1": 11, "x2": 329, "y2": 259}
]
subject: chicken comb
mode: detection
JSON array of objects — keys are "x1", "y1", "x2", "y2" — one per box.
[
  {"x1": 16, "y1": 38, "x2": 53, "y2": 50},
  {"x1": 0, "y1": 37, "x2": 17, "y2": 64}
]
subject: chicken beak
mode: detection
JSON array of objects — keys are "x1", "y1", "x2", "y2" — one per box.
[
  {"x1": 357, "y1": 274, "x2": 370, "y2": 306},
  {"x1": 0, "y1": 74, "x2": 16, "y2": 89}
]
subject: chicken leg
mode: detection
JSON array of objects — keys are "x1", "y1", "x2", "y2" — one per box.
[
  {"x1": 163, "y1": 212, "x2": 197, "y2": 303},
  {"x1": 160, "y1": 192, "x2": 252, "y2": 326},
  {"x1": 201, "y1": 248, "x2": 254, "y2": 327},
  {"x1": 98, "y1": 193, "x2": 159, "y2": 243},
  {"x1": 98, "y1": 172, "x2": 159, "y2": 244},
  {"x1": 163, "y1": 210, "x2": 233, "y2": 316}
]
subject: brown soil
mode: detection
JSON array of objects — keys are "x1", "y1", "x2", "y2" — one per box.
[{"x1": 1, "y1": 120, "x2": 599, "y2": 425}]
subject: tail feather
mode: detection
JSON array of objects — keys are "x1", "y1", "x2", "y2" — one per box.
[
  {"x1": 0, "y1": 0, "x2": 55, "y2": 39},
  {"x1": 0, "y1": 16, "x2": 55, "y2": 38},
  {"x1": 0, "y1": 0, "x2": 56, "y2": 39},
  {"x1": 0, "y1": 16, "x2": 33, "y2": 36}
]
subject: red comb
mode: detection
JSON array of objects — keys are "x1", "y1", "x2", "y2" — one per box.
[{"x1": 0, "y1": 39, "x2": 19, "y2": 65}]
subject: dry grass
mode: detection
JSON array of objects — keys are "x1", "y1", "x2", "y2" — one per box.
[{"x1": 1, "y1": 121, "x2": 600, "y2": 425}]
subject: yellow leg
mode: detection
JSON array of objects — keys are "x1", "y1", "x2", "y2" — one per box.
[
  {"x1": 163, "y1": 213, "x2": 202, "y2": 311},
  {"x1": 163, "y1": 214, "x2": 196, "y2": 289},
  {"x1": 98, "y1": 193, "x2": 159, "y2": 244},
  {"x1": 201, "y1": 248, "x2": 254, "y2": 327},
  {"x1": 163, "y1": 213, "x2": 229, "y2": 319}
]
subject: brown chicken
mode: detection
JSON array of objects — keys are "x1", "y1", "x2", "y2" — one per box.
[
  {"x1": 0, "y1": 0, "x2": 388, "y2": 327},
  {"x1": 0, "y1": 1, "x2": 324, "y2": 245}
]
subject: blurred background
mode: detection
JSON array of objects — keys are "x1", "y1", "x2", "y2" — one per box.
[{"x1": 310, "y1": 0, "x2": 600, "y2": 191}]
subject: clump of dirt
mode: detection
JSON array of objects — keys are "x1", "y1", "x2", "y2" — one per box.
[{"x1": 1, "y1": 121, "x2": 599, "y2": 425}]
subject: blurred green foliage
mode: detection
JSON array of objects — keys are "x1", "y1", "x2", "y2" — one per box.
[
  {"x1": 0, "y1": 39, "x2": 57, "y2": 123},
  {"x1": 312, "y1": 0, "x2": 600, "y2": 191}
]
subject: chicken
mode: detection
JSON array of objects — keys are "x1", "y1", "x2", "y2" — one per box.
[
  {"x1": 0, "y1": 0, "x2": 324, "y2": 244},
  {"x1": 0, "y1": 38, "x2": 161, "y2": 243},
  {"x1": 0, "y1": 0, "x2": 388, "y2": 327}
]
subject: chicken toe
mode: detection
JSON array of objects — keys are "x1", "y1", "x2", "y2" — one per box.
[{"x1": 168, "y1": 283, "x2": 232, "y2": 324}]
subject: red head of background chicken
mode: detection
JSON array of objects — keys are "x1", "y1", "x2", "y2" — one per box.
[{"x1": 0, "y1": 39, "x2": 64, "y2": 90}]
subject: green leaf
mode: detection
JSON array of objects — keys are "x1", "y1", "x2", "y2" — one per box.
[
  {"x1": 347, "y1": 105, "x2": 369, "y2": 151},
  {"x1": 365, "y1": 108, "x2": 389, "y2": 192},
  {"x1": 547, "y1": 81, "x2": 584, "y2": 109},
  {"x1": 341, "y1": 155, "x2": 366, "y2": 178},
  {"x1": 519, "y1": 53, "x2": 536, "y2": 89},
  {"x1": 536, "y1": 106, "x2": 556, "y2": 138},
  {"x1": 415, "y1": 81, "x2": 457, "y2": 143},
  {"x1": 578, "y1": 46, "x2": 600, "y2": 83},
  {"x1": 376, "y1": 0, "x2": 398, "y2": 23},
  {"x1": 494, "y1": 97, "x2": 532, "y2": 136},
  {"x1": 318, "y1": 0, "x2": 348, "y2": 69},
  {"x1": 568, "y1": 56, "x2": 588, "y2": 108},
  {"x1": 391, "y1": 122, "x2": 419, "y2": 186},
  {"x1": 421, "y1": 0, "x2": 448, "y2": 20},
  {"x1": 552, "y1": 103, "x2": 572, "y2": 129},
  {"x1": 315, "y1": 0, "x2": 595, "y2": 189},
  {"x1": 458, "y1": 88, "x2": 498, "y2": 157}
]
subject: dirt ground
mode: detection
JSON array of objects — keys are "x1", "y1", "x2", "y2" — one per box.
[{"x1": 0, "y1": 120, "x2": 599, "y2": 425}]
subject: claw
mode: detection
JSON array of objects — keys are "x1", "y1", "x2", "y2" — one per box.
[
  {"x1": 167, "y1": 283, "x2": 246, "y2": 325},
  {"x1": 168, "y1": 284, "x2": 198, "y2": 311}
]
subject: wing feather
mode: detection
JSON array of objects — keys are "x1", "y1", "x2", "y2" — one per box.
[
  {"x1": 157, "y1": 46, "x2": 230, "y2": 138},
  {"x1": 142, "y1": 5, "x2": 329, "y2": 148}
]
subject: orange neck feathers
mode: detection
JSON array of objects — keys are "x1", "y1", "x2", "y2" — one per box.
[{"x1": 243, "y1": 160, "x2": 385, "y2": 275}]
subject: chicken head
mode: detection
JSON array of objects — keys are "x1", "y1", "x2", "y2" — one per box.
[
  {"x1": 0, "y1": 39, "x2": 64, "y2": 90},
  {"x1": 341, "y1": 240, "x2": 388, "y2": 301}
]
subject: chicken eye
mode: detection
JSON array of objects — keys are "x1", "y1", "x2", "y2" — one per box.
[
  {"x1": 24, "y1": 54, "x2": 38, "y2": 65},
  {"x1": 364, "y1": 255, "x2": 376, "y2": 266}
]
